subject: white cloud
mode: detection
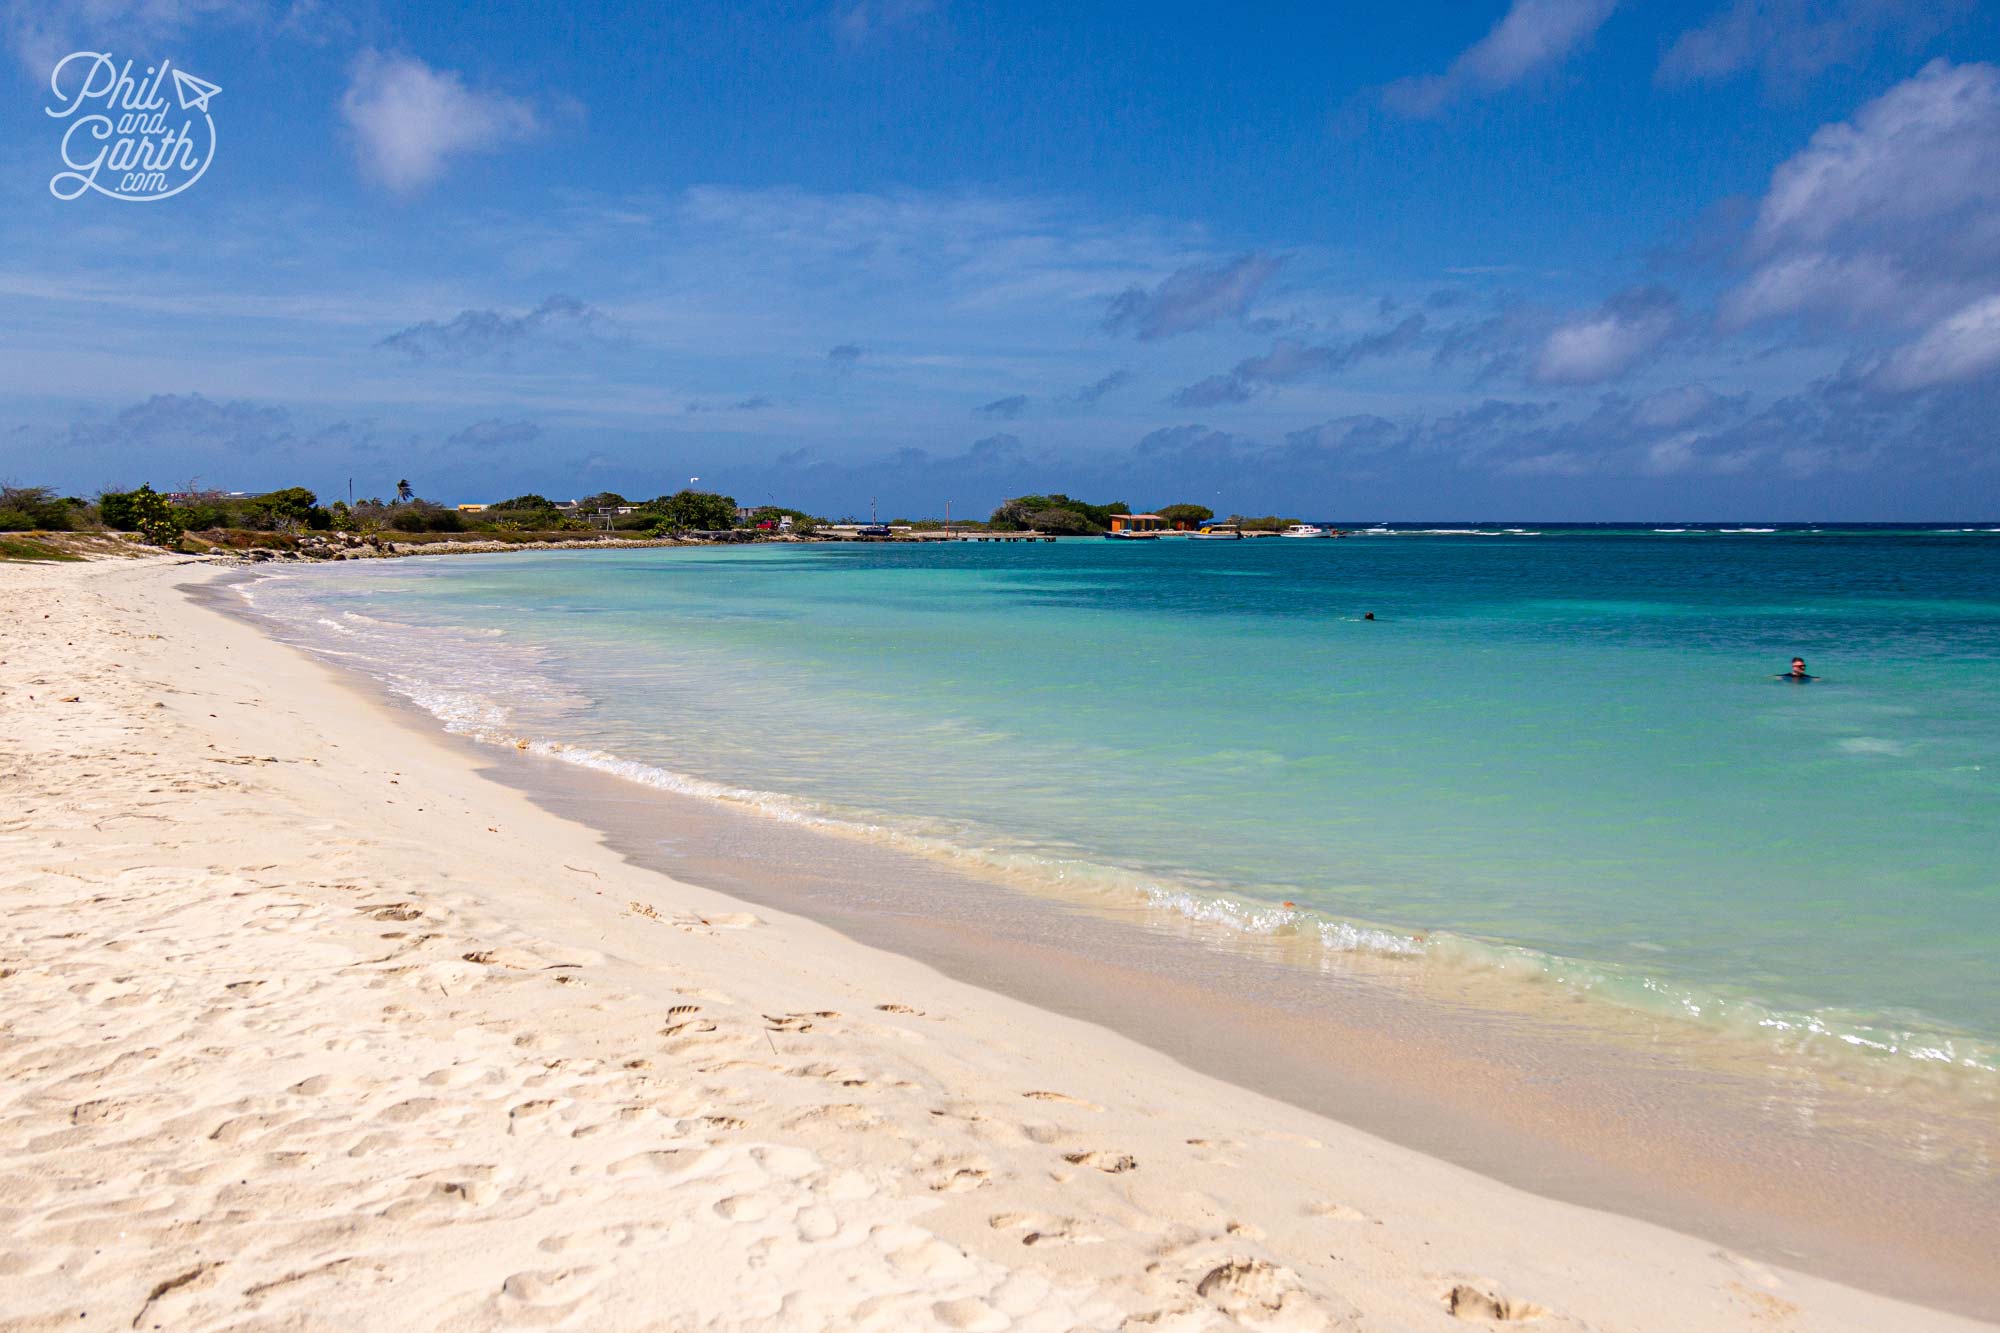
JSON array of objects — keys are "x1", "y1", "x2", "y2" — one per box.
[
  {"x1": 1531, "y1": 289, "x2": 1677, "y2": 384},
  {"x1": 1870, "y1": 294, "x2": 2000, "y2": 390},
  {"x1": 1659, "y1": 0, "x2": 1969, "y2": 90},
  {"x1": 340, "y1": 51, "x2": 540, "y2": 194},
  {"x1": 1718, "y1": 251, "x2": 1909, "y2": 328},
  {"x1": 1724, "y1": 60, "x2": 2000, "y2": 386},
  {"x1": 1750, "y1": 59, "x2": 2000, "y2": 257},
  {"x1": 1102, "y1": 253, "x2": 1285, "y2": 340},
  {"x1": 377, "y1": 295, "x2": 611, "y2": 363},
  {"x1": 1383, "y1": 0, "x2": 1617, "y2": 117}
]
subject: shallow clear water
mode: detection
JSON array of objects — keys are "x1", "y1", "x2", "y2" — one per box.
[{"x1": 244, "y1": 527, "x2": 2000, "y2": 1073}]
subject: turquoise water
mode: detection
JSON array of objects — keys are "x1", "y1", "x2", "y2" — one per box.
[{"x1": 246, "y1": 527, "x2": 2000, "y2": 1073}]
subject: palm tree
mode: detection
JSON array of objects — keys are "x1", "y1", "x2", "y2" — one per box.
[{"x1": 395, "y1": 478, "x2": 413, "y2": 503}]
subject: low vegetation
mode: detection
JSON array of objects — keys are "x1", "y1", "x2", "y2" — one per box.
[
  {"x1": 988, "y1": 493, "x2": 1130, "y2": 534},
  {"x1": 1, "y1": 479, "x2": 771, "y2": 553},
  {"x1": 0, "y1": 486, "x2": 89, "y2": 533},
  {"x1": 4, "y1": 478, "x2": 1292, "y2": 554},
  {"x1": 1156, "y1": 503, "x2": 1213, "y2": 528},
  {"x1": 0, "y1": 535, "x2": 85, "y2": 562}
]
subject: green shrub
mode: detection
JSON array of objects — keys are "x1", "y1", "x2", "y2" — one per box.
[
  {"x1": 0, "y1": 486, "x2": 76, "y2": 531},
  {"x1": 989, "y1": 493, "x2": 1128, "y2": 534},
  {"x1": 98, "y1": 487, "x2": 142, "y2": 530},
  {"x1": 386, "y1": 500, "x2": 465, "y2": 533},
  {"x1": 641, "y1": 489, "x2": 737, "y2": 532},
  {"x1": 110, "y1": 486, "x2": 186, "y2": 547},
  {"x1": 1157, "y1": 503, "x2": 1213, "y2": 529},
  {"x1": 174, "y1": 501, "x2": 231, "y2": 531}
]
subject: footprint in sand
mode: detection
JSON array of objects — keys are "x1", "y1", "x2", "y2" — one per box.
[
  {"x1": 1184, "y1": 1137, "x2": 1244, "y2": 1165},
  {"x1": 784, "y1": 1103, "x2": 881, "y2": 1131},
  {"x1": 1022, "y1": 1090, "x2": 1102, "y2": 1111},
  {"x1": 918, "y1": 1147, "x2": 996, "y2": 1192},
  {"x1": 1196, "y1": 1258, "x2": 1350, "y2": 1328},
  {"x1": 1062, "y1": 1150, "x2": 1136, "y2": 1173},
  {"x1": 787, "y1": 1061, "x2": 876, "y2": 1088},
  {"x1": 661, "y1": 1018, "x2": 719, "y2": 1042},
  {"x1": 498, "y1": 1265, "x2": 602, "y2": 1312},
  {"x1": 361, "y1": 902, "x2": 423, "y2": 922},
  {"x1": 607, "y1": 1150, "x2": 688, "y2": 1177},
  {"x1": 795, "y1": 1204, "x2": 840, "y2": 1242},
  {"x1": 1303, "y1": 1198, "x2": 1377, "y2": 1224},
  {"x1": 695, "y1": 1114, "x2": 748, "y2": 1132},
  {"x1": 1443, "y1": 1281, "x2": 1550, "y2": 1322},
  {"x1": 988, "y1": 1212, "x2": 1102, "y2": 1248},
  {"x1": 461, "y1": 948, "x2": 548, "y2": 970},
  {"x1": 712, "y1": 1193, "x2": 771, "y2": 1222},
  {"x1": 931, "y1": 1296, "x2": 1010, "y2": 1331},
  {"x1": 749, "y1": 1144, "x2": 819, "y2": 1179}
]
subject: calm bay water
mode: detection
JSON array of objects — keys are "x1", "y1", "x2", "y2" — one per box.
[{"x1": 245, "y1": 526, "x2": 2000, "y2": 1076}]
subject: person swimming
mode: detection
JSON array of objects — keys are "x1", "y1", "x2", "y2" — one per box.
[{"x1": 1777, "y1": 656, "x2": 1817, "y2": 682}]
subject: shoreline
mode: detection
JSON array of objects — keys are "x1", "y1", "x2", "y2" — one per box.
[
  {"x1": 274, "y1": 569, "x2": 1998, "y2": 1090},
  {"x1": 226, "y1": 568, "x2": 2000, "y2": 1316},
  {"x1": 4, "y1": 555, "x2": 1992, "y2": 1330},
  {"x1": 190, "y1": 557, "x2": 2000, "y2": 1314}
]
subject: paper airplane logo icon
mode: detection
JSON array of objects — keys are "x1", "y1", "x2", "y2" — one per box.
[{"x1": 171, "y1": 67, "x2": 221, "y2": 113}]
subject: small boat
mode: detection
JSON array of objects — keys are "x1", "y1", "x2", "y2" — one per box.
[
  {"x1": 1187, "y1": 523, "x2": 1242, "y2": 540},
  {"x1": 1103, "y1": 529, "x2": 1159, "y2": 540},
  {"x1": 1281, "y1": 523, "x2": 1330, "y2": 539}
]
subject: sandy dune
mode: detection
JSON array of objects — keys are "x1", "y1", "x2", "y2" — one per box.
[{"x1": 0, "y1": 558, "x2": 1983, "y2": 1331}]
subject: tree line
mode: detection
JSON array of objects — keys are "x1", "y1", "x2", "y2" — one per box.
[
  {"x1": 984, "y1": 496, "x2": 1297, "y2": 533},
  {"x1": 0, "y1": 482, "x2": 782, "y2": 547}
]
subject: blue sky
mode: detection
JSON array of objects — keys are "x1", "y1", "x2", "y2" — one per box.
[{"x1": 3, "y1": 0, "x2": 1999, "y2": 519}]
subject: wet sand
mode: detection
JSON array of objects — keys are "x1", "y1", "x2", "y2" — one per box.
[
  {"x1": 500, "y1": 746, "x2": 2000, "y2": 1317},
  {"x1": 213, "y1": 562, "x2": 2000, "y2": 1319}
]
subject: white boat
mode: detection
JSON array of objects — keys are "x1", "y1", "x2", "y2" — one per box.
[
  {"x1": 1187, "y1": 523, "x2": 1241, "y2": 540},
  {"x1": 1280, "y1": 523, "x2": 1329, "y2": 539}
]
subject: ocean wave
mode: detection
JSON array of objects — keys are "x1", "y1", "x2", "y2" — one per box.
[{"x1": 388, "y1": 696, "x2": 2000, "y2": 1081}]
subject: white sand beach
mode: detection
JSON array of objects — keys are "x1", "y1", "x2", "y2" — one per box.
[{"x1": 0, "y1": 555, "x2": 1986, "y2": 1332}]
